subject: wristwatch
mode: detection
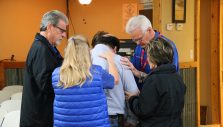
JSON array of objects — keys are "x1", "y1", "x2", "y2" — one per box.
[{"x1": 139, "y1": 72, "x2": 147, "y2": 83}]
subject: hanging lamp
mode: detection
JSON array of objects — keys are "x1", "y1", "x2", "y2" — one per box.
[{"x1": 78, "y1": 0, "x2": 92, "y2": 5}]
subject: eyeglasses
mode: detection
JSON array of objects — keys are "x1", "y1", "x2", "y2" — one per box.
[
  {"x1": 132, "y1": 36, "x2": 143, "y2": 42},
  {"x1": 54, "y1": 25, "x2": 66, "y2": 33},
  {"x1": 132, "y1": 31, "x2": 146, "y2": 42}
]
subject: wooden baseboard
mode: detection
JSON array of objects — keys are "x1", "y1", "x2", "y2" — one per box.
[
  {"x1": 180, "y1": 61, "x2": 197, "y2": 68},
  {"x1": 200, "y1": 124, "x2": 220, "y2": 127}
]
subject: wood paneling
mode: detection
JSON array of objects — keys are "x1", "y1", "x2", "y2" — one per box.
[
  {"x1": 195, "y1": 0, "x2": 201, "y2": 126},
  {"x1": 153, "y1": 0, "x2": 162, "y2": 32},
  {"x1": 211, "y1": 0, "x2": 220, "y2": 123},
  {"x1": 200, "y1": 124, "x2": 220, "y2": 127},
  {"x1": 180, "y1": 68, "x2": 197, "y2": 127},
  {"x1": 220, "y1": 0, "x2": 223, "y2": 125},
  {"x1": 180, "y1": 62, "x2": 197, "y2": 69}
]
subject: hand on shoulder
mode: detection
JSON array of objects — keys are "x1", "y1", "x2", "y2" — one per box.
[{"x1": 99, "y1": 50, "x2": 115, "y2": 61}]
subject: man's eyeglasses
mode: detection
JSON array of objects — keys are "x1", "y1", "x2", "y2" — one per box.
[
  {"x1": 132, "y1": 36, "x2": 143, "y2": 42},
  {"x1": 54, "y1": 25, "x2": 66, "y2": 33},
  {"x1": 132, "y1": 32, "x2": 146, "y2": 42}
]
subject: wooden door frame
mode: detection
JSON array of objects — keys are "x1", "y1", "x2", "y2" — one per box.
[
  {"x1": 195, "y1": 0, "x2": 200, "y2": 126},
  {"x1": 220, "y1": 0, "x2": 223, "y2": 126},
  {"x1": 210, "y1": 0, "x2": 221, "y2": 124},
  {"x1": 153, "y1": 0, "x2": 162, "y2": 32}
]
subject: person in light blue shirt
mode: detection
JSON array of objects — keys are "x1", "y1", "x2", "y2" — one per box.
[{"x1": 91, "y1": 32, "x2": 139, "y2": 127}]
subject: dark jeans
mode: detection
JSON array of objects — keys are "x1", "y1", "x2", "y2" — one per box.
[
  {"x1": 124, "y1": 123, "x2": 138, "y2": 127},
  {"x1": 109, "y1": 114, "x2": 124, "y2": 127},
  {"x1": 125, "y1": 100, "x2": 139, "y2": 127}
]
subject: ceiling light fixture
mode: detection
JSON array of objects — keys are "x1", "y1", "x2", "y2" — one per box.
[{"x1": 78, "y1": 0, "x2": 92, "y2": 5}]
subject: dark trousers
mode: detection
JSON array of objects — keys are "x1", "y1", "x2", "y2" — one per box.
[{"x1": 109, "y1": 114, "x2": 124, "y2": 127}]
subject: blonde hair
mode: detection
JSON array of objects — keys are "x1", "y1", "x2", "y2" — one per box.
[{"x1": 59, "y1": 35, "x2": 92, "y2": 88}]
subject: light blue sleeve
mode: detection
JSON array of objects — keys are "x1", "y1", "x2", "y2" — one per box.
[
  {"x1": 122, "y1": 68, "x2": 139, "y2": 93},
  {"x1": 115, "y1": 55, "x2": 138, "y2": 93},
  {"x1": 92, "y1": 55, "x2": 108, "y2": 70},
  {"x1": 91, "y1": 44, "x2": 109, "y2": 70}
]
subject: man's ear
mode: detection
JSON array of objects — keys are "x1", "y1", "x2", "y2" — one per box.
[
  {"x1": 114, "y1": 46, "x2": 117, "y2": 53},
  {"x1": 46, "y1": 24, "x2": 53, "y2": 32},
  {"x1": 147, "y1": 27, "x2": 152, "y2": 32}
]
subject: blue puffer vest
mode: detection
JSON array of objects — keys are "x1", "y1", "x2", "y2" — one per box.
[{"x1": 52, "y1": 65, "x2": 114, "y2": 127}]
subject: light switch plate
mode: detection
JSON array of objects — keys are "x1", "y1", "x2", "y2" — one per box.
[
  {"x1": 190, "y1": 49, "x2": 194, "y2": 59},
  {"x1": 166, "y1": 23, "x2": 173, "y2": 31},
  {"x1": 176, "y1": 23, "x2": 183, "y2": 31}
]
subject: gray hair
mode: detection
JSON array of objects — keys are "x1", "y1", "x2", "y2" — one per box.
[
  {"x1": 125, "y1": 15, "x2": 152, "y2": 34},
  {"x1": 40, "y1": 10, "x2": 69, "y2": 31},
  {"x1": 147, "y1": 38, "x2": 173, "y2": 66}
]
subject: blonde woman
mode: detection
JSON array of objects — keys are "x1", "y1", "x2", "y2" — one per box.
[{"x1": 52, "y1": 35, "x2": 118, "y2": 127}]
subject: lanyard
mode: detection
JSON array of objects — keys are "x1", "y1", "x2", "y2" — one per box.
[{"x1": 140, "y1": 48, "x2": 148, "y2": 71}]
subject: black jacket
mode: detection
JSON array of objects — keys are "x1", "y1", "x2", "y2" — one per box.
[
  {"x1": 129, "y1": 64, "x2": 186, "y2": 127},
  {"x1": 20, "y1": 33, "x2": 63, "y2": 127}
]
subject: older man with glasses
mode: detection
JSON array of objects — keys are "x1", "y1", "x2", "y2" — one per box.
[
  {"x1": 20, "y1": 10, "x2": 68, "y2": 127},
  {"x1": 121, "y1": 15, "x2": 179, "y2": 91}
]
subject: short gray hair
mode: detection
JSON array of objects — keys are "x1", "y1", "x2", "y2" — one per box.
[
  {"x1": 147, "y1": 38, "x2": 173, "y2": 66},
  {"x1": 125, "y1": 15, "x2": 152, "y2": 34},
  {"x1": 40, "y1": 10, "x2": 69, "y2": 31}
]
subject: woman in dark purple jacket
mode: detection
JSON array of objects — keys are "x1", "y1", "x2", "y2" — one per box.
[{"x1": 126, "y1": 38, "x2": 186, "y2": 127}]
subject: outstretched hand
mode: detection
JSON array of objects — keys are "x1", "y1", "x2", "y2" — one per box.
[
  {"x1": 120, "y1": 57, "x2": 134, "y2": 70},
  {"x1": 99, "y1": 50, "x2": 115, "y2": 61},
  {"x1": 121, "y1": 57, "x2": 142, "y2": 78}
]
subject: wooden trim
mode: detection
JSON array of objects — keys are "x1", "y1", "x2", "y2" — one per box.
[
  {"x1": 0, "y1": 61, "x2": 25, "y2": 89},
  {"x1": 180, "y1": 61, "x2": 197, "y2": 69},
  {"x1": 3, "y1": 61, "x2": 25, "y2": 69},
  {"x1": 153, "y1": 0, "x2": 162, "y2": 32},
  {"x1": 220, "y1": 0, "x2": 223, "y2": 125},
  {"x1": 200, "y1": 124, "x2": 220, "y2": 127},
  {"x1": 195, "y1": 0, "x2": 201, "y2": 126},
  {"x1": 211, "y1": 0, "x2": 220, "y2": 123}
]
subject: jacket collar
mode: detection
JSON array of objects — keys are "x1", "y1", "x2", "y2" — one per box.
[
  {"x1": 35, "y1": 33, "x2": 50, "y2": 44},
  {"x1": 34, "y1": 33, "x2": 63, "y2": 59}
]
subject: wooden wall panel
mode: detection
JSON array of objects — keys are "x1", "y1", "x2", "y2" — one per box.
[
  {"x1": 180, "y1": 68, "x2": 197, "y2": 127},
  {"x1": 200, "y1": 124, "x2": 220, "y2": 127},
  {"x1": 180, "y1": 62, "x2": 197, "y2": 69},
  {"x1": 195, "y1": 0, "x2": 201, "y2": 126},
  {"x1": 210, "y1": 0, "x2": 220, "y2": 123},
  {"x1": 220, "y1": 0, "x2": 223, "y2": 125},
  {"x1": 153, "y1": 0, "x2": 162, "y2": 32}
]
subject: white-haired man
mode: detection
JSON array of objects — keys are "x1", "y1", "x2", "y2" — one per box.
[{"x1": 121, "y1": 15, "x2": 179, "y2": 90}]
